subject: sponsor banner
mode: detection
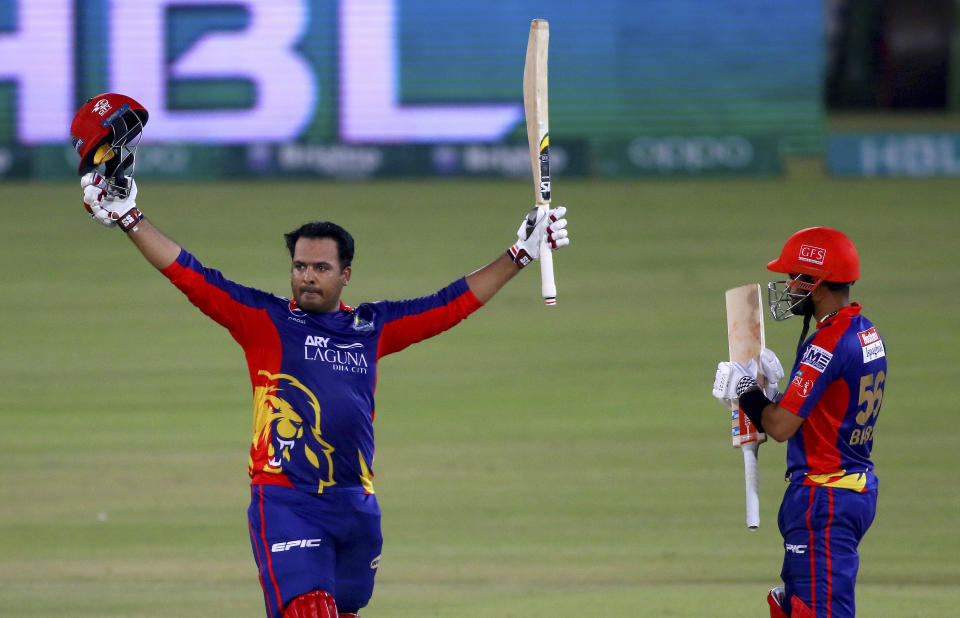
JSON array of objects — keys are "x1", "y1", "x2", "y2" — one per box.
[
  {"x1": 433, "y1": 142, "x2": 587, "y2": 178},
  {"x1": 7, "y1": 138, "x2": 786, "y2": 181},
  {"x1": 828, "y1": 133, "x2": 960, "y2": 177},
  {"x1": 592, "y1": 136, "x2": 782, "y2": 176},
  {"x1": 244, "y1": 143, "x2": 397, "y2": 179},
  {"x1": 239, "y1": 142, "x2": 589, "y2": 179},
  {"x1": 0, "y1": 144, "x2": 33, "y2": 179},
  {"x1": 26, "y1": 145, "x2": 244, "y2": 180},
  {"x1": 0, "y1": 1, "x2": 823, "y2": 153}
]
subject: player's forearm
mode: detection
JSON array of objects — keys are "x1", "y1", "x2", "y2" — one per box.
[
  {"x1": 760, "y1": 404, "x2": 804, "y2": 442},
  {"x1": 125, "y1": 218, "x2": 182, "y2": 271},
  {"x1": 738, "y1": 387, "x2": 804, "y2": 442},
  {"x1": 465, "y1": 253, "x2": 521, "y2": 304}
]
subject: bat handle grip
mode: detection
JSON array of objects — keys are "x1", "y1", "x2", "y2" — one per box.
[
  {"x1": 539, "y1": 235, "x2": 556, "y2": 305},
  {"x1": 742, "y1": 441, "x2": 760, "y2": 530}
]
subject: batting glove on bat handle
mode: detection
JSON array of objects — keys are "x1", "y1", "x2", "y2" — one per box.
[
  {"x1": 712, "y1": 359, "x2": 760, "y2": 404},
  {"x1": 81, "y1": 174, "x2": 144, "y2": 232},
  {"x1": 508, "y1": 205, "x2": 569, "y2": 268},
  {"x1": 759, "y1": 347, "x2": 784, "y2": 400}
]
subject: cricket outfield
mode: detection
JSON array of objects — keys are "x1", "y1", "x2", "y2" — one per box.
[{"x1": 1, "y1": 169, "x2": 957, "y2": 616}]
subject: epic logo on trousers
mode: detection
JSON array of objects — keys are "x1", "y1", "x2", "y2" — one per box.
[{"x1": 271, "y1": 538, "x2": 323, "y2": 552}]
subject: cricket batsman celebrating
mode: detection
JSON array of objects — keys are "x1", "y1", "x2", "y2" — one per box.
[
  {"x1": 712, "y1": 227, "x2": 886, "y2": 618},
  {"x1": 71, "y1": 93, "x2": 569, "y2": 618}
]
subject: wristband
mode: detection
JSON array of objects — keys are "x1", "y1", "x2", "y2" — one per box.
[
  {"x1": 117, "y1": 207, "x2": 144, "y2": 232},
  {"x1": 738, "y1": 387, "x2": 771, "y2": 433},
  {"x1": 507, "y1": 245, "x2": 532, "y2": 268}
]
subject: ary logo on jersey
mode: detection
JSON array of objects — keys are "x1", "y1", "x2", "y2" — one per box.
[
  {"x1": 800, "y1": 345, "x2": 832, "y2": 372},
  {"x1": 857, "y1": 327, "x2": 886, "y2": 363},
  {"x1": 303, "y1": 335, "x2": 369, "y2": 374},
  {"x1": 798, "y1": 244, "x2": 826, "y2": 266}
]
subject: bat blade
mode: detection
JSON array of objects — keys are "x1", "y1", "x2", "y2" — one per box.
[
  {"x1": 724, "y1": 283, "x2": 767, "y2": 529},
  {"x1": 725, "y1": 283, "x2": 767, "y2": 443},
  {"x1": 726, "y1": 283, "x2": 765, "y2": 366},
  {"x1": 523, "y1": 18, "x2": 556, "y2": 306}
]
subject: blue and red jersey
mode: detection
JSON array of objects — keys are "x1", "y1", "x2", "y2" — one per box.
[
  {"x1": 162, "y1": 249, "x2": 482, "y2": 495},
  {"x1": 778, "y1": 304, "x2": 886, "y2": 492}
]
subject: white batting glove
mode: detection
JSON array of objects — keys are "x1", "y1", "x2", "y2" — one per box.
[
  {"x1": 712, "y1": 358, "x2": 759, "y2": 405},
  {"x1": 758, "y1": 347, "x2": 784, "y2": 401},
  {"x1": 508, "y1": 205, "x2": 569, "y2": 268},
  {"x1": 81, "y1": 174, "x2": 143, "y2": 232},
  {"x1": 81, "y1": 173, "x2": 115, "y2": 228}
]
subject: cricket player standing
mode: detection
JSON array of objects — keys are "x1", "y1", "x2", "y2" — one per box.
[
  {"x1": 712, "y1": 228, "x2": 886, "y2": 618},
  {"x1": 77, "y1": 170, "x2": 568, "y2": 617}
]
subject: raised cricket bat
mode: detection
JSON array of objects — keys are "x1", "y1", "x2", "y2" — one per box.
[
  {"x1": 725, "y1": 283, "x2": 768, "y2": 530},
  {"x1": 523, "y1": 18, "x2": 556, "y2": 306}
]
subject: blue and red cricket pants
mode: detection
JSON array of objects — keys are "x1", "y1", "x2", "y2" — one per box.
[
  {"x1": 778, "y1": 483, "x2": 877, "y2": 618},
  {"x1": 247, "y1": 484, "x2": 382, "y2": 618}
]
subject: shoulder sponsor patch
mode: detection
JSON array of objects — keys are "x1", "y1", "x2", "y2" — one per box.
[
  {"x1": 800, "y1": 344, "x2": 832, "y2": 372},
  {"x1": 790, "y1": 372, "x2": 814, "y2": 398},
  {"x1": 858, "y1": 327, "x2": 885, "y2": 363}
]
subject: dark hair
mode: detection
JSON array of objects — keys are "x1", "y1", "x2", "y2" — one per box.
[{"x1": 284, "y1": 221, "x2": 355, "y2": 268}]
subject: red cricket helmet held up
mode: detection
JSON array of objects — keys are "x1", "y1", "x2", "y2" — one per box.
[
  {"x1": 766, "y1": 227, "x2": 859, "y2": 283},
  {"x1": 70, "y1": 93, "x2": 149, "y2": 176}
]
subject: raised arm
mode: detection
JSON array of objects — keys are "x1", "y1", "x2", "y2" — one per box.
[
  {"x1": 467, "y1": 205, "x2": 568, "y2": 305},
  {"x1": 126, "y1": 218, "x2": 182, "y2": 270},
  {"x1": 81, "y1": 173, "x2": 181, "y2": 270},
  {"x1": 465, "y1": 253, "x2": 521, "y2": 304}
]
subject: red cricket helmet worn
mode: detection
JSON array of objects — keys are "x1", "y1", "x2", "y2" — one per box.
[
  {"x1": 766, "y1": 227, "x2": 859, "y2": 283},
  {"x1": 70, "y1": 93, "x2": 149, "y2": 175}
]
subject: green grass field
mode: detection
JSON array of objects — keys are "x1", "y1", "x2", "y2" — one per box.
[{"x1": 2, "y1": 168, "x2": 958, "y2": 616}]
